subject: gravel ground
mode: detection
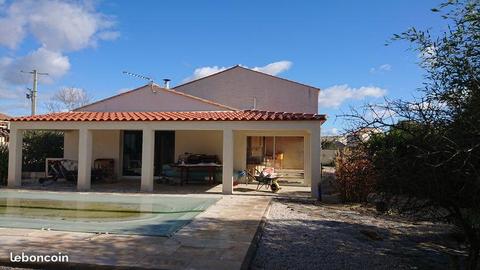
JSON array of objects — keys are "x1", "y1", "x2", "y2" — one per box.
[{"x1": 252, "y1": 197, "x2": 467, "y2": 270}]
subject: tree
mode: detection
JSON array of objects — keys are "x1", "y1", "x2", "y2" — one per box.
[
  {"x1": 343, "y1": 1, "x2": 480, "y2": 268},
  {"x1": 45, "y1": 87, "x2": 92, "y2": 112}
]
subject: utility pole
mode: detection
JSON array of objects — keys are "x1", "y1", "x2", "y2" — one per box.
[{"x1": 21, "y1": 69, "x2": 48, "y2": 115}]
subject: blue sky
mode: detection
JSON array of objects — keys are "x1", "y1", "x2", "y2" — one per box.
[{"x1": 0, "y1": 0, "x2": 446, "y2": 134}]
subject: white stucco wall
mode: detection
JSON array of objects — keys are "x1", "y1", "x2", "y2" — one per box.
[
  {"x1": 77, "y1": 85, "x2": 231, "y2": 112},
  {"x1": 174, "y1": 130, "x2": 223, "y2": 162},
  {"x1": 64, "y1": 130, "x2": 121, "y2": 177},
  {"x1": 91, "y1": 130, "x2": 121, "y2": 177},
  {"x1": 175, "y1": 67, "x2": 319, "y2": 113},
  {"x1": 64, "y1": 130, "x2": 79, "y2": 160}
]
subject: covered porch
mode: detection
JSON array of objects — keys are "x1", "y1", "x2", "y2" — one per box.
[{"x1": 7, "y1": 111, "x2": 325, "y2": 198}]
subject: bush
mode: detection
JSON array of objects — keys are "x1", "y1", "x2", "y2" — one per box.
[
  {"x1": 335, "y1": 146, "x2": 377, "y2": 203},
  {"x1": 0, "y1": 144, "x2": 7, "y2": 185},
  {"x1": 22, "y1": 131, "x2": 64, "y2": 172}
]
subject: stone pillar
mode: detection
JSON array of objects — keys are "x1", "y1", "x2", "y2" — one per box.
[
  {"x1": 141, "y1": 128, "x2": 155, "y2": 192},
  {"x1": 7, "y1": 128, "x2": 23, "y2": 188},
  {"x1": 310, "y1": 124, "x2": 321, "y2": 199},
  {"x1": 77, "y1": 128, "x2": 92, "y2": 191},
  {"x1": 222, "y1": 128, "x2": 234, "y2": 195}
]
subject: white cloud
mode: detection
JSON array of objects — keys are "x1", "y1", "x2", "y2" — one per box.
[
  {"x1": 183, "y1": 61, "x2": 292, "y2": 82},
  {"x1": 251, "y1": 61, "x2": 292, "y2": 75},
  {"x1": 322, "y1": 127, "x2": 340, "y2": 136},
  {"x1": 0, "y1": 0, "x2": 118, "y2": 115},
  {"x1": 183, "y1": 66, "x2": 228, "y2": 82},
  {"x1": 0, "y1": 0, "x2": 118, "y2": 51},
  {"x1": 1, "y1": 47, "x2": 70, "y2": 85},
  {"x1": 369, "y1": 64, "x2": 392, "y2": 74},
  {"x1": 318, "y1": 84, "x2": 387, "y2": 108}
]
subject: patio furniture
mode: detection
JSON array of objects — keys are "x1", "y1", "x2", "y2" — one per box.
[
  {"x1": 172, "y1": 163, "x2": 222, "y2": 185},
  {"x1": 93, "y1": 159, "x2": 115, "y2": 182},
  {"x1": 40, "y1": 159, "x2": 78, "y2": 183}
]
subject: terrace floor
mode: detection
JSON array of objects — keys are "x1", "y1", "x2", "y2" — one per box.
[{"x1": 17, "y1": 177, "x2": 311, "y2": 197}]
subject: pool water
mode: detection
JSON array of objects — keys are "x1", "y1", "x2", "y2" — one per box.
[{"x1": 0, "y1": 191, "x2": 218, "y2": 236}]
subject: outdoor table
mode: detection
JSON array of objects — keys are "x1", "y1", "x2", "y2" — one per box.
[{"x1": 172, "y1": 163, "x2": 223, "y2": 185}]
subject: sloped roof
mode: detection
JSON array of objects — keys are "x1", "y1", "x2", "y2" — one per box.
[
  {"x1": 74, "y1": 83, "x2": 238, "y2": 111},
  {"x1": 0, "y1": 113, "x2": 10, "y2": 121},
  {"x1": 174, "y1": 65, "x2": 320, "y2": 91},
  {"x1": 10, "y1": 110, "x2": 326, "y2": 122}
]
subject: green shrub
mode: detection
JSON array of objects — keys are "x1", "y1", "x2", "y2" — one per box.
[{"x1": 22, "y1": 131, "x2": 64, "y2": 172}]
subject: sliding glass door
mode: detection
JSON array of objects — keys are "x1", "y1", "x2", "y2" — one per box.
[{"x1": 122, "y1": 131, "x2": 175, "y2": 177}]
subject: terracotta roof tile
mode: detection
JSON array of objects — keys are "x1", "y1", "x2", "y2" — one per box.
[
  {"x1": 0, "y1": 113, "x2": 10, "y2": 121},
  {"x1": 10, "y1": 110, "x2": 326, "y2": 123}
]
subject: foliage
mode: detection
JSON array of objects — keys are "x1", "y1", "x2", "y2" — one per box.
[
  {"x1": 335, "y1": 147, "x2": 377, "y2": 203},
  {"x1": 22, "y1": 131, "x2": 64, "y2": 172},
  {"x1": 342, "y1": 1, "x2": 480, "y2": 268},
  {"x1": 321, "y1": 140, "x2": 338, "y2": 150},
  {"x1": 45, "y1": 87, "x2": 91, "y2": 112},
  {"x1": 0, "y1": 144, "x2": 7, "y2": 185}
]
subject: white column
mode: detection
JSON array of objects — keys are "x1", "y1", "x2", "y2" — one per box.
[
  {"x1": 310, "y1": 124, "x2": 321, "y2": 199},
  {"x1": 7, "y1": 128, "x2": 23, "y2": 188},
  {"x1": 303, "y1": 134, "x2": 311, "y2": 187},
  {"x1": 222, "y1": 128, "x2": 234, "y2": 195},
  {"x1": 141, "y1": 128, "x2": 155, "y2": 192},
  {"x1": 77, "y1": 128, "x2": 92, "y2": 191}
]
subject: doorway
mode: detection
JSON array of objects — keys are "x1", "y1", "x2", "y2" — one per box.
[
  {"x1": 122, "y1": 130, "x2": 175, "y2": 177},
  {"x1": 246, "y1": 136, "x2": 305, "y2": 185}
]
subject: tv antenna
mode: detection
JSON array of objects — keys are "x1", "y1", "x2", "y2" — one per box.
[
  {"x1": 122, "y1": 71, "x2": 158, "y2": 92},
  {"x1": 122, "y1": 71, "x2": 154, "y2": 83},
  {"x1": 21, "y1": 69, "x2": 49, "y2": 116}
]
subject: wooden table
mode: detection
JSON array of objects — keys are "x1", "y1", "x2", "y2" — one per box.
[{"x1": 172, "y1": 163, "x2": 223, "y2": 185}]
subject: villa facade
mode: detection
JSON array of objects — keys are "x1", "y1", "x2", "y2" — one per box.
[{"x1": 8, "y1": 66, "x2": 326, "y2": 198}]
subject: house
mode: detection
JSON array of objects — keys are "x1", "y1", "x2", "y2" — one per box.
[
  {"x1": 0, "y1": 113, "x2": 9, "y2": 145},
  {"x1": 346, "y1": 127, "x2": 382, "y2": 146},
  {"x1": 7, "y1": 66, "x2": 326, "y2": 198}
]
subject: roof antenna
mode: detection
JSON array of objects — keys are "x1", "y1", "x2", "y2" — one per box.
[{"x1": 122, "y1": 71, "x2": 157, "y2": 92}]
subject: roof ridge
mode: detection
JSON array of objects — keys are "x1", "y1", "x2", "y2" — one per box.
[
  {"x1": 234, "y1": 65, "x2": 320, "y2": 91},
  {"x1": 73, "y1": 84, "x2": 149, "y2": 111},
  {"x1": 151, "y1": 84, "x2": 238, "y2": 111},
  {"x1": 172, "y1": 66, "x2": 240, "y2": 89},
  {"x1": 173, "y1": 65, "x2": 320, "y2": 92},
  {"x1": 73, "y1": 83, "x2": 238, "y2": 112}
]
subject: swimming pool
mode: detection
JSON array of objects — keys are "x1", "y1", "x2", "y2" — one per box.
[{"x1": 0, "y1": 190, "x2": 218, "y2": 236}]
